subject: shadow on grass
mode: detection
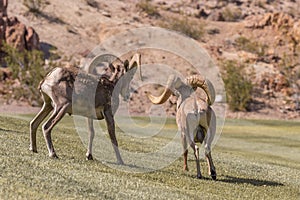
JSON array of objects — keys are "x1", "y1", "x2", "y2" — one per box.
[
  {"x1": 219, "y1": 175, "x2": 284, "y2": 186},
  {"x1": 0, "y1": 128, "x2": 24, "y2": 134},
  {"x1": 98, "y1": 160, "x2": 156, "y2": 172}
]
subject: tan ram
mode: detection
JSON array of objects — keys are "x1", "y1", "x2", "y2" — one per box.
[{"x1": 147, "y1": 74, "x2": 217, "y2": 180}]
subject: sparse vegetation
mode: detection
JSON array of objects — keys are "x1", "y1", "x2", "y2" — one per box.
[
  {"x1": 235, "y1": 36, "x2": 268, "y2": 57},
  {"x1": 278, "y1": 54, "x2": 297, "y2": 87},
  {"x1": 221, "y1": 7, "x2": 243, "y2": 22},
  {"x1": 255, "y1": 1, "x2": 266, "y2": 9},
  {"x1": 160, "y1": 16, "x2": 205, "y2": 40},
  {"x1": 222, "y1": 60, "x2": 253, "y2": 111},
  {"x1": 278, "y1": 53, "x2": 300, "y2": 109},
  {"x1": 137, "y1": 0, "x2": 160, "y2": 18},
  {"x1": 23, "y1": 0, "x2": 48, "y2": 15},
  {"x1": 207, "y1": 27, "x2": 220, "y2": 35},
  {"x1": 2, "y1": 44, "x2": 48, "y2": 106}
]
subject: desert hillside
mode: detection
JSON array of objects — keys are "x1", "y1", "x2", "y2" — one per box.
[{"x1": 0, "y1": 0, "x2": 299, "y2": 119}]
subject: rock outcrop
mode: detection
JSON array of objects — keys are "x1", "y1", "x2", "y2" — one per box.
[
  {"x1": 0, "y1": 0, "x2": 40, "y2": 52},
  {"x1": 245, "y1": 12, "x2": 300, "y2": 49},
  {"x1": 0, "y1": 0, "x2": 7, "y2": 18}
]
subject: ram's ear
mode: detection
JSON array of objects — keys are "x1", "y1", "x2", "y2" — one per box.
[{"x1": 124, "y1": 60, "x2": 129, "y2": 71}]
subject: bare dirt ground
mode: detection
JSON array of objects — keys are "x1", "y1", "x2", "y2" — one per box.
[{"x1": 0, "y1": 100, "x2": 40, "y2": 115}]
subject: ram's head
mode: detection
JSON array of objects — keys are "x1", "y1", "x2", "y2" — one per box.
[{"x1": 147, "y1": 74, "x2": 215, "y2": 106}]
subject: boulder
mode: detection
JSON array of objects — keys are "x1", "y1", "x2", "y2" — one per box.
[
  {"x1": 5, "y1": 21, "x2": 27, "y2": 51},
  {"x1": 0, "y1": 0, "x2": 40, "y2": 51}
]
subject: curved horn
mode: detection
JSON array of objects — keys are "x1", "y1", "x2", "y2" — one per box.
[
  {"x1": 147, "y1": 75, "x2": 176, "y2": 105},
  {"x1": 186, "y1": 75, "x2": 216, "y2": 105},
  {"x1": 128, "y1": 53, "x2": 142, "y2": 80}
]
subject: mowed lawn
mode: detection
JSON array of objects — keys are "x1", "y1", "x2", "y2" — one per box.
[{"x1": 0, "y1": 114, "x2": 299, "y2": 199}]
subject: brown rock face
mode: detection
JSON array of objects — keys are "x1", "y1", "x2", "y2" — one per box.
[
  {"x1": 5, "y1": 20, "x2": 27, "y2": 51},
  {"x1": 0, "y1": 0, "x2": 7, "y2": 18},
  {"x1": 248, "y1": 12, "x2": 300, "y2": 42},
  {"x1": 0, "y1": 0, "x2": 40, "y2": 51}
]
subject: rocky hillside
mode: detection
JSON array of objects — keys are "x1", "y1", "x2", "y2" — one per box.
[{"x1": 1, "y1": 0, "x2": 299, "y2": 119}]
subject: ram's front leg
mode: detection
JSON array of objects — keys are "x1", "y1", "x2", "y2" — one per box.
[
  {"x1": 86, "y1": 118, "x2": 95, "y2": 160},
  {"x1": 103, "y1": 108, "x2": 124, "y2": 165},
  {"x1": 190, "y1": 141, "x2": 202, "y2": 179}
]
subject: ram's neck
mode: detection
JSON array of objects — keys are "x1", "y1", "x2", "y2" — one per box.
[
  {"x1": 177, "y1": 84, "x2": 194, "y2": 99},
  {"x1": 176, "y1": 84, "x2": 195, "y2": 109}
]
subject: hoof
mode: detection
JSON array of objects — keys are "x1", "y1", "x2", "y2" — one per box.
[
  {"x1": 30, "y1": 148, "x2": 38, "y2": 153},
  {"x1": 211, "y1": 170, "x2": 217, "y2": 180},
  {"x1": 197, "y1": 174, "x2": 202, "y2": 179},
  {"x1": 211, "y1": 174, "x2": 217, "y2": 180},
  {"x1": 117, "y1": 160, "x2": 124, "y2": 165},
  {"x1": 86, "y1": 154, "x2": 94, "y2": 160},
  {"x1": 29, "y1": 146, "x2": 37, "y2": 153},
  {"x1": 49, "y1": 153, "x2": 58, "y2": 159},
  {"x1": 183, "y1": 166, "x2": 189, "y2": 171}
]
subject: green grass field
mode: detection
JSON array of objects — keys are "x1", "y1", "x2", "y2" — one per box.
[{"x1": 0, "y1": 114, "x2": 299, "y2": 199}]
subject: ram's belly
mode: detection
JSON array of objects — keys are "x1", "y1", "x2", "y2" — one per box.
[{"x1": 71, "y1": 100, "x2": 105, "y2": 120}]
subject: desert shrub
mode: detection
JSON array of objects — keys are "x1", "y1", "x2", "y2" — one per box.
[
  {"x1": 2, "y1": 43, "x2": 48, "y2": 105},
  {"x1": 137, "y1": 0, "x2": 160, "y2": 17},
  {"x1": 222, "y1": 60, "x2": 253, "y2": 111},
  {"x1": 235, "y1": 36, "x2": 268, "y2": 57},
  {"x1": 278, "y1": 54, "x2": 300, "y2": 109},
  {"x1": 160, "y1": 16, "x2": 205, "y2": 40},
  {"x1": 221, "y1": 7, "x2": 242, "y2": 22},
  {"x1": 278, "y1": 54, "x2": 295, "y2": 86},
  {"x1": 255, "y1": 1, "x2": 266, "y2": 9},
  {"x1": 23, "y1": 0, "x2": 48, "y2": 14}
]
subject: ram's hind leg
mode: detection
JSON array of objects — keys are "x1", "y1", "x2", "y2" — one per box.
[
  {"x1": 42, "y1": 103, "x2": 69, "y2": 158},
  {"x1": 187, "y1": 115, "x2": 202, "y2": 179},
  {"x1": 29, "y1": 93, "x2": 53, "y2": 153},
  {"x1": 205, "y1": 108, "x2": 217, "y2": 180},
  {"x1": 190, "y1": 141, "x2": 201, "y2": 179},
  {"x1": 181, "y1": 132, "x2": 189, "y2": 171},
  {"x1": 205, "y1": 149, "x2": 216, "y2": 180}
]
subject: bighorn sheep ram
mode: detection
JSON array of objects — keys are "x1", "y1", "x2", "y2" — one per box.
[
  {"x1": 147, "y1": 74, "x2": 217, "y2": 180},
  {"x1": 30, "y1": 53, "x2": 141, "y2": 164}
]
